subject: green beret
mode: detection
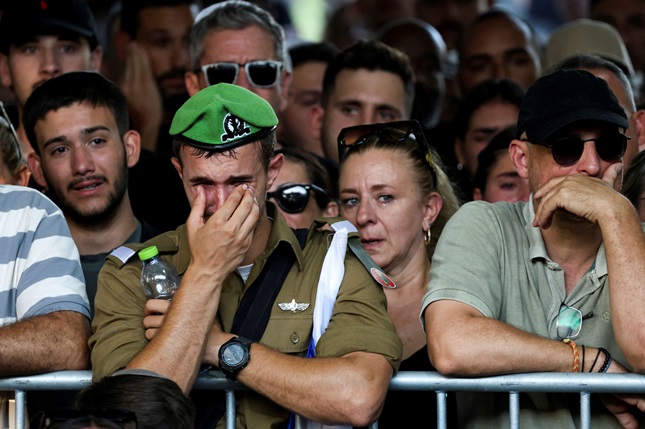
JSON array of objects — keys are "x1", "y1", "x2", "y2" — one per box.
[{"x1": 169, "y1": 83, "x2": 278, "y2": 151}]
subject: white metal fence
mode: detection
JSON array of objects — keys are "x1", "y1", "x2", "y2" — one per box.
[{"x1": 3, "y1": 371, "x2": 645, "y2": 429}]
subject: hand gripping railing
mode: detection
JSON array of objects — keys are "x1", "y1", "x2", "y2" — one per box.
[{"x1": 2, "y1": 371, "x2": 645, "y2": 429}]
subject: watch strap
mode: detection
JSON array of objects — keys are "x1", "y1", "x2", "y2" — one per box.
[{"x1": 219, "y1": 336, "x2": 253, "y2": 381}]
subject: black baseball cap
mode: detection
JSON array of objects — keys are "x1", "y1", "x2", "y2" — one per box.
[
  {"x1": 0, "y1": 0, "x2": 99, "y2": 54},
  {"x1": 516, "y1": 69, "x2": 628, "y2": 144}
]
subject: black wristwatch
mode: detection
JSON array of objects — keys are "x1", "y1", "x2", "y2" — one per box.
[{"x1": 218, "y1": 336, "x2": 253, "y2": 381}]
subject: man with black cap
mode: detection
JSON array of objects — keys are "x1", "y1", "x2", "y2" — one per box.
[
  {"x1": 90, "y1": 83, "x2": 402, "y2": 428},
  {"x1": 423, "y1": 69, "x2": 645, "y2": 427},
  {"x1": 0, "y1": 0, "x2": 102, "y2": 157}
]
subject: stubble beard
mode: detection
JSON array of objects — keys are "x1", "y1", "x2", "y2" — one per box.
[{"x1": 47, "y1": 163, "x2": 129, "y2": 228}]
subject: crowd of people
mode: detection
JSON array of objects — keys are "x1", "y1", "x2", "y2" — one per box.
[{"x1": 1, "y1": 0, "x2": 645, "y2": 428}]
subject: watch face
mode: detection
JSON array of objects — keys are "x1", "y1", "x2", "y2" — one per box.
[{"x1": 222, "y1": 343, "x2": 245, "y2": 366}]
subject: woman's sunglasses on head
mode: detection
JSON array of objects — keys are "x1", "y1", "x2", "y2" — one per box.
[
  {"x1": 267, "y1": 183, "x2": 327, "y2": 214},
  {"x1": 337, "y1": 119, "x2": 437, "y2": 184},
  {"x1": 201, "y1": 61, "x2": 283, "y2": 88}
]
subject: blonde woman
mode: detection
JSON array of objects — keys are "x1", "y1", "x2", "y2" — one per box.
[{"x1": 338, "y1": 120, "x2": 460, "y2": 428}]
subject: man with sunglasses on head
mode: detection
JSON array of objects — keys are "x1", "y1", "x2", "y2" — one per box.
[
  {"x1": 423, "y1": 69, "x2": 645, "y2": 427},
  {"x1": 89, "y1": 83, "x2": 402, "y2": 428}
]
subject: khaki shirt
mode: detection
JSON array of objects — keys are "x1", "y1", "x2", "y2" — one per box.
[{"x1": 90, "y1": 208, "x2": 401, "y2": 428}]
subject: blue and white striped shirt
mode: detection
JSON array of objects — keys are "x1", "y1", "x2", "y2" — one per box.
[{"x1": 0, "y1": 185, "x2": 89, "y2": 324}]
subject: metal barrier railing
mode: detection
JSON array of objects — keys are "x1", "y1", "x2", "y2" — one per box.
[{"x1": 3, "y1": 371, "x2": 645, "y2": 429}]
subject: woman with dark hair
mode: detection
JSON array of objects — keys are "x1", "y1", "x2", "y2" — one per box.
[
  {"x1": 451, "y1": 78, "x2": 525, "y2": 200},
  {"x1": 267, "y1": 146, "x2": 339, "y2": 229},
  {"x1": 337, "y1": 120, "x2": 460, "y2": 428},
  {"x1": 472, "y1": 125, "x2": 529, "y2": 203}
]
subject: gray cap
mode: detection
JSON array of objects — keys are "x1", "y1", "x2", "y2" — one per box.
[{"x1": 544, "y1": 19, "x2": 634, "y2": 77}]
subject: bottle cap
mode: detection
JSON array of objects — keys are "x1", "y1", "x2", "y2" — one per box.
[{"x1": 138, "y1": 245, "x2": 159, "y2": 261}]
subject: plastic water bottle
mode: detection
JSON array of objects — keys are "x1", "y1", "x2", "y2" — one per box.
[{"x1": 138, "y1": 245, "x2": 180, "y2": 299}]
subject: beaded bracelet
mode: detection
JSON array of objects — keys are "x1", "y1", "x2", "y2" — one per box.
[
  {"x1": 598, "y1": 347, "x2": 613, "y2": 373},
  {"x1": 563, "y1": 339, "x2": 580, "y2": 373}
]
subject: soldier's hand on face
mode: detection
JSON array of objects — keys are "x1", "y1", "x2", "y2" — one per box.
[
  {"x1": 118, "y1": 42, "x2": 163, "y2": 152},
  {"x1": 143, "y1": 299, "x2": 171, "y2": 340},
  {"x1": 186, "y1": 185, "x2": 259, "y2": 284},
  {"x1": 532, "y1": 163, "x2": 629, "y2": 229}
]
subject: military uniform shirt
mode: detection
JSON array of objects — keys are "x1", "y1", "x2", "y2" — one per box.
[{"x1": 90, "y1": 206, "x2": 401, "y2": 428}]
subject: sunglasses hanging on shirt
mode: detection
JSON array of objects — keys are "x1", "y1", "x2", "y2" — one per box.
[{"x1": 556, "y1": 302, "x2": 583, "y2": 340}]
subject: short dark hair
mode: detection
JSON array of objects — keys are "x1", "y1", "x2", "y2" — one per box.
[
  {"x1": 120, "y1": 0, "x2": 198, "y2": 38},
  {"x1": 321, "y1": 39, "x2": 415, "y2": 114},
  {"x1": 289, "y1": 42, "x2": 339, "y2": 69},
  {"x1": 453, "y1": 78, "x2": 525, "y2": 141},
  {"x1": 23, "y1": 72, "x2": 129, "y2": 155},
  {"x1": 75, "y1": 372, "x2": 195, "y2": 429},
  {"x1": 473, "y1": 125, "x2": 517, "y2": 192},
  {"x1": 49, "y1": 415, "x2": 135, "y2": 429}
]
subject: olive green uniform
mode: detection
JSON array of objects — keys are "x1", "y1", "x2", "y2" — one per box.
[{"x1": 90, "y1": 207, "x2": 402, "y2": 428}]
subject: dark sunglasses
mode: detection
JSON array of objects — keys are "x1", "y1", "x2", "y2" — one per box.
[
  {"x1": 201, "y1": 60, "x2": 282, "y2": 88},
  {"x1": 531, "y1": 132, "x2": 630, "y2": 167},
  {"x1": 267, "y1": 182, "x2": 326, "y2": 214},
  {"x1": 337, "y1": 120, "x2": 437, "y2": 184}
]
